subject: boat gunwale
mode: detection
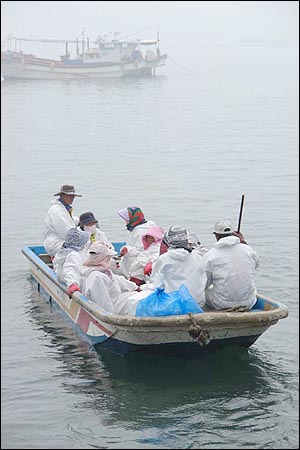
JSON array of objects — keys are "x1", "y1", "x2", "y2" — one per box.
[
  {"x1": 1, "y1": 51, "x2": 167, "y2": 70},
  {"x1": 22, "y1": 245, "x2": 289, "y2": 329}
]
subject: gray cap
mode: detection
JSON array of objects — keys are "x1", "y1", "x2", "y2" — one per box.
[{"x1": 213, "y1": 219, "x2": 233, "y2": 235}]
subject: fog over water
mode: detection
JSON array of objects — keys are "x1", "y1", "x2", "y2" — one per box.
[
  {"x1": 1, "y1": 2, "x2": 299, "y2": 449},
  {"x1": 1, "y1": 1, "x2": 299, "y2": 57}
]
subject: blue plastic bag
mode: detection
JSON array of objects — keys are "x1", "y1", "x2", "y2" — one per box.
[{"x1": 135, "y1": 284, "x2": 203, "y2": 317}]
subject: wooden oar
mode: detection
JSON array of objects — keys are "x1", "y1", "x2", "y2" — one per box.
[{"x1": 237, "y1": 195, "x2": 245, "y2": 233}]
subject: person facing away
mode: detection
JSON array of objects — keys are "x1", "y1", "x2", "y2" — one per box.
[
  {"x1": 80, "y1": 241, "x2": 140, "y2": 314},
  {"x1": 200, "y1": 219, "x2": 259, "y2": 310},
  {"x1": 53, "y1": 228, "x2": 90, "y2": 298},
  {"x1": 43, "y1": 184, "x2": 82, "y2": 257},
  {"x1": 187, "y1": 232, "x2": 210, "y2": 256},
  {"x1": 146, "y1": 225, "x2": 207, "y2": 308}
]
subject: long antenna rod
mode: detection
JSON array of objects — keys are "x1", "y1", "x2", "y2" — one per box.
[
  {"x1": 119, "y1": 27, "x2": 152, "y2": 41},
  {"x1": 156, "y1": 1, "x2": 160, "y2": 50}
]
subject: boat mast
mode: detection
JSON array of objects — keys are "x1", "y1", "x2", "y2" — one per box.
[
  {"x1": 156, "y1": 1, "x2": 161, "y2": 57},
  {"x1": 156, "y1": 2, "x2": 161, "y2": 58},
  {"x1": 82, "y1": 27, "x2": 85, "y2": 54},
  {"x1": 65, "y1": 40, "x2": 69, "y2": 57}
]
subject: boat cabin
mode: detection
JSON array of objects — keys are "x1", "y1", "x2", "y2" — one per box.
[{"x1": 82, "y1": 40, "x2": 157, "y2": 64}]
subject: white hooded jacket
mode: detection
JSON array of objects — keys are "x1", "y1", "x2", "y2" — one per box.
[
  {"x1": 43, "y1": 200, "x2": 78, "y2": 256},
  {"x1": 54, "y1": 250, "x2": 85, "y2": 287},
  {"x1": 81, "y1": 228, "x2": 114, "y2": 260},
  {"x1": 80, "y1": 268, "x2": 138, "y2": 313},
  {"x1": 200, "y1": 236, "x2": 259, "y2": 310},
  {"x1": 148, "y1": 248, "x2": 207, "y2": 307},
  {"x1": 129, "y1": 241, "x2": 161, "y2": 280},
  {"x1": 118, "y1": 221, "x2": 157, "y2": 278},
  {"x1": 126, "y1": 221, "x2": 156, "y2": 251}
]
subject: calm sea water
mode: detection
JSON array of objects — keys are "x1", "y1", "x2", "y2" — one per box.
[{"x1": 1, "y1": 45, "x2": 299, "y2": 449}]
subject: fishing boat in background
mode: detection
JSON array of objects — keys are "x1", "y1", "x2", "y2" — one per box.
[
  {"x1": 22, "y1": 244, "x2": 288, "y2": 359},
  {"x1": 1, "y1": 32, "x2": 167, "y2": 80}
]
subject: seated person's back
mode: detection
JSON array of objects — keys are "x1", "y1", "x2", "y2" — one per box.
[
  {"x1": 200, "y1": 219, "x2": 259, "y2": 310},
  {"x1": 53, "y1": 228, "x2": 89, "y2": 290},
  {"x1": 149, "y1": 226, "x2": 207, "y2": 307}
]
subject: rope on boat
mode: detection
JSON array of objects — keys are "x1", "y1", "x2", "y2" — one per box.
[
  {"x1": 222, "y1": 306, "x2": 251, "y2": 313},
  {"x1": 167, "y1": 55, "x2": 198, "y2": 75},
  {"x1": 188, "y1": 313, "x2": 211, "y2": 346}
]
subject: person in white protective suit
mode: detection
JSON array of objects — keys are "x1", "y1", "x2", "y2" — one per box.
[
  {"x1": 117, "y1": 206, "x2": 157, "y2": 250},
  {"x1": 187, "y1": 232, "x2": 210, "y2": 257},
  {"x1": 143, "y1": 226, "x2": 207, "y2": 308},
  {"x1": 78, "y1": 211, "x2": 112, "y2": 246},
  {"x1": 200, "y1": 219, "x2": 259, "y2": 310},
  {"x1": 77, "y1": 211, "x2": 114, "y2": 256},
  {"x1": 53, "y1": 228, "x2": 90, "y2": 298},
  {"x1": 43, "y1": 184, "x2": 82, "y2": 257},
  {"x1": 124, "y1": 225, "x2": 165, "y2": 285},
  {"x1": 80, "y1": 241, "x2": 140, "y2": 314},
  {"x1": 116, "y1": 206, "x2": 157, "y2": 281}
]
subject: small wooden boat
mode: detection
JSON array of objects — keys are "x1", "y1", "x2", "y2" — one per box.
[{"x1": 22, "y1": 245, "x2": 289, "y2": 358}]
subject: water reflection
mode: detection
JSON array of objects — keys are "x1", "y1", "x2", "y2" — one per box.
[
  {"x1": 10, "y1": 273, "x2": 297, "y2": 448},
  {"x1": 1, "y1": 74, "x2": 166, "y2": 93}
]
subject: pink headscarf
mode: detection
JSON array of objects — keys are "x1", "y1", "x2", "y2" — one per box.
[
  {"x1": 142, "y1": 226, "x2": 165, "y2": 250},
  {"x1": 83, "y1": 241, "x2": 116, "y2": 271}
]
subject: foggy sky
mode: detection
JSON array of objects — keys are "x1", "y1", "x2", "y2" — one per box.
[{"x1": 1, "y1": 1, "x2": 299, "y2": 58}]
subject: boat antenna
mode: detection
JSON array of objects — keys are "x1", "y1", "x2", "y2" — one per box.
[
  {"x1": 156, "y1": 1, "x2": 160, "y2": 51},
  {"x1": 119, "y1": 27, "x2": 152, "y2": 41},
  {"x1": 82, "y1": 27, "x2": 85, "y2": 54}
]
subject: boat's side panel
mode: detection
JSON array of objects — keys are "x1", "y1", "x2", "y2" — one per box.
[
  {"x1": 22, "y1": 245, "x2": 287, "y2": 358},
  {"x1": 28, "y1": 258, "x2": 270, "y2": 354},
  {"x1": 1, "y1": 57, "x2": 166, "y2": 80},
  {"x1": 96, "y1": 334, "x2": 262, "y2": 358},
  {"x1": 110, "y1": 322, "x2": 270, "y2": 346},
  {"x1": 1, "y1": 60, "x2": 122, "y2": 79},
  {"x1": 27, "y1": 256, "x2": 116, "y2": 345}
]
